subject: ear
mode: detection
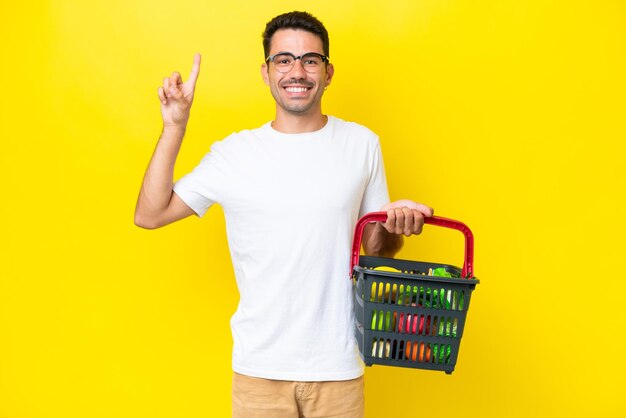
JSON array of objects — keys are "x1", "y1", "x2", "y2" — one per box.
[
  {"x1": 325, "y1": 63, "x2": 335, "y2": 88},
  {"x1": 261, "y1": 63, "x2": 270, "y2": 86}
]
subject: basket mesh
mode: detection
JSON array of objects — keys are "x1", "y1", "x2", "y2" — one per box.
[{"x1": 353, "y1": 256, "x2": 478, "y2": 374}]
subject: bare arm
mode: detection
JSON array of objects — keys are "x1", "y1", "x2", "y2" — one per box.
[
  {"x1": 134, "y1": 54, "x2": 202, "y2": 229},
  {"x1": 362, "y1": 200, "x2": 434, "y2": 257}
]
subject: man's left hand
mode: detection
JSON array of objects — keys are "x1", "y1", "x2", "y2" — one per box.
[{"x1": 380, "y1": 200, "x2": 434, "y2": 236}]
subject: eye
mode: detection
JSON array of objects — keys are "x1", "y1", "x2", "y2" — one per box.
[
  {"x1": 302, "y1": 54, "x2": 322, "y2": 66},
  {"x1": 273, "y1": 54, "x2": 293, "y2": 65}
]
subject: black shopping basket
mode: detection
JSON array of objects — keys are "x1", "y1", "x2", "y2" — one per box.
[{"x1": 351, "y1": 212, "x2": 479, "y2": 374}]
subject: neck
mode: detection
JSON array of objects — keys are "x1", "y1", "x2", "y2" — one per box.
[{"x1": 271, "y1": 108, "x2": 328, "y2": 134}]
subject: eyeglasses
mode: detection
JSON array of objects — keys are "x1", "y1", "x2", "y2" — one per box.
[{"x1": 265, "y1": 52, "x2": 329, "y2": 73}]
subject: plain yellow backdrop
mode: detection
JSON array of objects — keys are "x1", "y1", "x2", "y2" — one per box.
[{"x1": 1, "y1": 0, "x2": 625, "y2": 417}]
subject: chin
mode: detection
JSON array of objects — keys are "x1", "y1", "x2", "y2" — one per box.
[{"x1": 280, "y1": 100, "x2": 316, "y2": 114}]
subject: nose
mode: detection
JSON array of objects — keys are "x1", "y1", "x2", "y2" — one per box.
[{"x1": 288, "y1": 58, "x2": 307, "y2": 78}]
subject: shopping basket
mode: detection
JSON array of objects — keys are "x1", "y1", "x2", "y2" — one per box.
[{"x1": 351, "y1": 212, "x2": 479, "y2": 374}]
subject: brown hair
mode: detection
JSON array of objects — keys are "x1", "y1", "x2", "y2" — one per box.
[{"x1": 262, "y1": 11, "x2": 330, "y2": 59}]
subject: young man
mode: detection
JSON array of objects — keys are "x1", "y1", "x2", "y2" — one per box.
[{"x1": 135, "y1": 11, "x2": 433, "y2": 418}]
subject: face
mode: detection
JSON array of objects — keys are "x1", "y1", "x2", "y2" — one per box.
[{"x1": 261, "y1": 29, "x2": 334, "y2": 116}]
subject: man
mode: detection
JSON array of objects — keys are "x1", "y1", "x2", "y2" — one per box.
[{"x1": 135, "y1": 11, "x2": 433, "y2": 418}]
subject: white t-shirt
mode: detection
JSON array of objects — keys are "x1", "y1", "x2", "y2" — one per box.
[{"x1": 173, "y1": 116, "x2": 389, "y2": 381}]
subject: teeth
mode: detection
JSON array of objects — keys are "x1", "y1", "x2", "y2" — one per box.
[{"x1": 285, "y1": 87, "x2": 308, "y2": 92}]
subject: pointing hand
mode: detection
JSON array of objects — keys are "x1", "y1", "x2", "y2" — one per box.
[{"x1": 157, "y1": 53, "x2": 201, "y2": 129}]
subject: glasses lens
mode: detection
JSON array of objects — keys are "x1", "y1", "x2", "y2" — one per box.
[
  {"x1": 301, "y1": 53, "x2": 324, "y2": 72},
  {"x1": 272, "y1": 53, "x2": 294, "y2": 72}
]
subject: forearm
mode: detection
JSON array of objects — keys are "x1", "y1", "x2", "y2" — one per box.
[
  {"x1": 362, "y1": 222, "x2": 404, "y2": 258},
  {"x1": 135, "y1": 126, "x2": 186, "y2": 225}
]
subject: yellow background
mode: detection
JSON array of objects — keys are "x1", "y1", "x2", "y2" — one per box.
[{"x1": 2, "y1": 0, "x2": 625, "y2": 417}]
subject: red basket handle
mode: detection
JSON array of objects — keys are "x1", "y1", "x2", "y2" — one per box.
[{"x1": 350, "y1": 212, "x2": 475, "y2": 278}]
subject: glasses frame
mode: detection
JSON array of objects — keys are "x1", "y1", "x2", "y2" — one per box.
[{"x1": 265, "y1": 51, "x2": 329, "y2": 73}]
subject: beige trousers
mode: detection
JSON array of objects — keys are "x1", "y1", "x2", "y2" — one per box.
[{"x1": 232, "y1": 372, "x2": 364, "y2": 418}]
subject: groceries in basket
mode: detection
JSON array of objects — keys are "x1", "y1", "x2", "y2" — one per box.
[{"x1": 372, "y1": 265, "x2": 460, "y2": 278}]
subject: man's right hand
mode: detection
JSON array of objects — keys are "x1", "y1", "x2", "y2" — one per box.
[
  {"x1": 157, "y1": 53, "x2": 201, "y2": 128},
  {"x1": 134, "y1": 54, "x2": 201, "y2": 230}
]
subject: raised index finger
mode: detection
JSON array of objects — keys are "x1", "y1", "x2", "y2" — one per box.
[{"x1": 188, "y1": 53, "x2": 201, "y2": 85}]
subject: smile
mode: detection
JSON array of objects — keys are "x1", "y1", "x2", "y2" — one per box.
[{"x1": 284, "y1": 86, "x2": 311, "y2": 93}]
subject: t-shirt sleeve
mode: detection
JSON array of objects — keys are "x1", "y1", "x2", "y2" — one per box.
[
  {"x1": 359, "y1": 138, "x2": 390, "y2": 217},
  {"x1": 172, "y1": 140, "x2": 230, "y2": 218}
]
